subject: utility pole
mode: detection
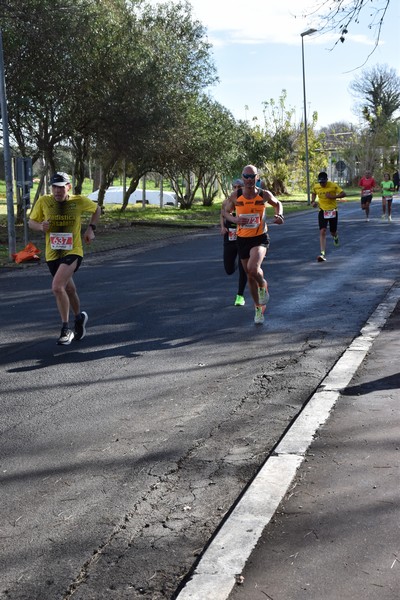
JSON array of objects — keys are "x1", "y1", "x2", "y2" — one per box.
[
  {"x1": 0, "y1": 28, "x2": 16, "y2": 260},
  {"x1": 301, "y1": 28, "x2": 317, "y2": 205}
]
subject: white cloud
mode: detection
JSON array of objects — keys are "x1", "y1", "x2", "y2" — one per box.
[
  {"x1": 146, "y1": 0, "x2": 399, "y2": 127},
  {"x1": 149, "y1": 0, "x2": 374, "y2": 46}
]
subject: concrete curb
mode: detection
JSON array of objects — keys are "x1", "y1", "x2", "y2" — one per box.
[{"x1": 176, "y1": 284, "x2": 400, "y2": 600}]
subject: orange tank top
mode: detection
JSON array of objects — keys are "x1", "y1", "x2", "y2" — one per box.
[{"x1": 236, "y1": 192, "x2": 267, "y2": 237}]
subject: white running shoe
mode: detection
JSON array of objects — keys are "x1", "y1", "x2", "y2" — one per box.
[
  {"x1": 254, "y1": 306, "x2": 265, "y2": 324},
  {"x1": 258, "y1": 286, "x2": 270, "y2": 306},
  {"x1": 57, "y1": 327, "x2": 74, "y2": 345}
]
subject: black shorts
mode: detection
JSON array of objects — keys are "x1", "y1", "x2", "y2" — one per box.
[
  {"x1": 361, "y1": 195, "x2": 372, "y2": 205},
  {"x1": 318, "y1": 209, "x2": 338, "y2": 231},
  {"x1": 47, "y1": 254, "x2": 82, "y2": 277},
  {"x1": 237, "y1": 233, "x2": 270, "y2": 260}
]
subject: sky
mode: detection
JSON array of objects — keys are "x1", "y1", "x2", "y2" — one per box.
[{"x1": 150, "y1": 0, "x2": 400, "y2": 128}]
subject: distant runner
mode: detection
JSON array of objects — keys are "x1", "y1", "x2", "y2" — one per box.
[
  {"x1": 311, "y1": 171, "x2": 346, "y2": 263},
  {"x1": 358, "y1": 169, "x2": 376, "y2": 222},
  {"x1": 380, "y1": 172, "x2": 395, "y2": 222},
  {"x1": 29, "y1": 172, "x2": 101, "y2": 345},
  {"x1": 220, "y1": 179, "x2": 247, "y2": 306}
]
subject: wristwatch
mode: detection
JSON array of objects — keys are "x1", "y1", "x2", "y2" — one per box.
[{"x1": 89, "y1": 223, "x2": 97, "y2": 231}]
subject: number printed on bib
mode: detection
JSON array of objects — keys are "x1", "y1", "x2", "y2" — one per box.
[
  {"x1": 50, "y1": 232, "x2": 73, "y2": 250},
  {"x1": 240, "y1": 214, "x2": 260, "y2": 228},
  {"x1": 228, "y1": 228, "x2": 237, "y2": 241},
  {"x1": 323, "y1": 210, "x2": 336, "y2": 219}
]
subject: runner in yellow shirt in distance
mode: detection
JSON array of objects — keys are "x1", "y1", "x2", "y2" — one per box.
[{"x1": 311, "y1": 171, "x2": 346, "y2": 263}]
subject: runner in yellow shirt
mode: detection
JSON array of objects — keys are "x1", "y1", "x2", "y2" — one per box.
[
  {"x1": 311, "y1": 171, "x2": 346, "y2": 262},
  {"x1": 29, "y1": 172, "x2": 101, "y2": 345}
]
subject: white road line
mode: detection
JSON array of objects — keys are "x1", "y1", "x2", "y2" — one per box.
[{"x1": 176, "y1": 284, "x2": 400, "y2": 600}]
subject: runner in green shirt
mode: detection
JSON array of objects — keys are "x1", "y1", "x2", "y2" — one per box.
[{"x1": 380, "y1": 173, "x2": 395, "y2": 222}]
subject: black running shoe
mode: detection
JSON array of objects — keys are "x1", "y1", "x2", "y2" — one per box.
[
  {"x1": 57, "y1": 327, "x2": 74, "y2": 345},
  {"x1": 74, "y1": 311, "x2": 88, "y2": 341}
]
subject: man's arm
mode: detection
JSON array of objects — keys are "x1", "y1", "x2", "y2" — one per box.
[
  {"x1": 28, "y1": 218, "x2": 49, "y2": 233},
  {"x1": 220, "y1": 198, "x2": 228, "y2": 234},
  {"x1": 222, "y1": 193, "x2": 238, "y2": 224},
  {"x1": 263, "y1": 189, "x2": 284, "y2": 224},
  {"x1": 311, "y1": 191, "x2": 318, "y2": 207},
  {"x1": 325, "y1": 187, "x2": 346, "y2": 200},
  {"x1": 83, "y1": 205, "x2": 101, "y2": 244}
]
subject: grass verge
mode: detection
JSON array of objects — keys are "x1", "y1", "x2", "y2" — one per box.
[{"x1": 0, "y1": 188, "x2": 360, "y2": 268}]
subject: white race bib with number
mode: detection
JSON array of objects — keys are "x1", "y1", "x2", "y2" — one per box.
[
  {"x1": 240, "y1": 214, "x2": 260, "y2": 229},
  {"x1": 228, "y1": 228, "x2": 237, "y2": 241},
  {"x1": 50, "y1": 232, "x2": 73, "y2": 250},
  {"x1": 323, "y1": 210, "x2": 336, "y2": 219}
]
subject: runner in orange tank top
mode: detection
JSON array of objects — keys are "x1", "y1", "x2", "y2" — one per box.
[{"x1": 223, "y1": 164, "x2": 284, "y2": 324}]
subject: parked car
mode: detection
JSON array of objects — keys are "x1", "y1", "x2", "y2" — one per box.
[{"x1": 88, "y1": 186, "x2": 177, "y2": 206}]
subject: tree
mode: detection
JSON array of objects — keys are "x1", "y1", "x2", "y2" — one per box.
[
  {"x1": 87, "y1": 0, "x2": 218, "y2": 209},
  {"x1": 301, "y1": 0, "x2": 392, "y2": 57},
  {"x1": 0, "y1": 0, "x2": 110, "y2": 220},
  {"x1": 349, "y1": 64, "x2": 400, "y2": 173},
  {"x1": 0, "y1": 0, "x2": 217, "y2": 205},
  {"x1": 161, "y1": 95, "x2": 238, "y2": 209},
  {"x1": 233, "y1": 91, "x2": 298, "y2": 195},
  {"x1": 349, "y1": 64, "x2": 400, "y2": 130},
  {"x1": 293, "y1": 111, "x2": 326, "y2": 194}
]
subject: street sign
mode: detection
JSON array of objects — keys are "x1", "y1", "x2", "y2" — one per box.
[
  {"x1": 16, "y1": 157, "x2": 33, "y2": 188},
  {"x1": 335, "y1": 160, "x2": 346, "y2": 174}
]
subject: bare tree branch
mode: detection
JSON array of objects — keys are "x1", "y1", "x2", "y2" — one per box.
[{"x1": 299, "y1": 0, "x2": 391, "y2": 68}]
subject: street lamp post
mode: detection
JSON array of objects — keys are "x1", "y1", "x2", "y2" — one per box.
[
  {"x1": 0, "y1": 29, "x2": 16, "y2": 259},
  {"x1": 301, "y1": 28, "x2": 317, "y2": 205}
]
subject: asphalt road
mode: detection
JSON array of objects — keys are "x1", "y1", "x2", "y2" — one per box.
[{"x1": 1, "y1": 200, "x2": 400, "y2": 600}]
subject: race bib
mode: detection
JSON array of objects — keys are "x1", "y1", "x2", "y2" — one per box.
[
  {"x1": 240, "y1": 214, "x2": 260, "y2": 229},
  {"x1": 50, "y1": 232, "x2": 73, "y2": 250},
  {"x1": 324, "y1": 210, "x2": 336, "y2": 219},
  {"x1": 228, "y1": 228, "x2": 237, "y2": 241},
  {"x1": 362, "y1": 189, "x2": 371, "y2": 197}
]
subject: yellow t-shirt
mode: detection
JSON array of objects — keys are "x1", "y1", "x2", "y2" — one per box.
[
  {"x1": 312, "y1": 181, "x2": 343, "y2": 211},
  {"x1": 30, "y1": 194, "x2": 98, "y2": 261}
]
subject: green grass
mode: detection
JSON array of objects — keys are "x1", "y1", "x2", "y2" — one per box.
[{"x1": 0, "y1": 181, "x2": 361, "y2": 266}]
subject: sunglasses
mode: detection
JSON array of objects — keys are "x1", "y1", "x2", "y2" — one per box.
[{"x1": 242, "y1": 173, "x2": 257, "y2": 179}]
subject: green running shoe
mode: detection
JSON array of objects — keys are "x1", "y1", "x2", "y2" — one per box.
[{"x1": 234, "y1": 294, "x2": 245, "y2": 306}]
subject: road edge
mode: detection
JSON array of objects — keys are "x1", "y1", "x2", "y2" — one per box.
[{"x1": 175, "y1": 283, "x2": 400, "y2": 600}]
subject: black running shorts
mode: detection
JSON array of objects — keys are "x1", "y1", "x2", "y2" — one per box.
[
  {"x1": 47, "y1": 254, "x2": 82, "y2": 277},
  {"x1": 237, "y1": 233, "x2": 270, "y2": 260}
]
